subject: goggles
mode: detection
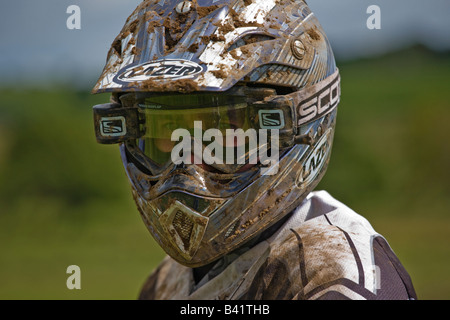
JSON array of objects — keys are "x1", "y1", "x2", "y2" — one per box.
[
  {"x1": 123, "y1": 92, "x2": 253, "y2": 167},
  {"x1": 93, "y1": 70, "x2": 340, "y2": 175}
]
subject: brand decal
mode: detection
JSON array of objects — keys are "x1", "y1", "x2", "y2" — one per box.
[
  {"x1": 297, "y1": 75, "x2": 340, "y2": 125},
  {"x1": 100, "y1": 116, "x2": 126, "y2": 137},
  {"x1": 259, "y1": 110, "x2": 285, "y2": 129},
  {"x1": 115, "y1": 60, "x2": 203, "y2": 83},
  {"x1": 296, "y1": 128, "x2": 332, "y2": 188}
]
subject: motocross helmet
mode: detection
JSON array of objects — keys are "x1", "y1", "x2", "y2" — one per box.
[{"x1": 92, "y1": 0, "x2": 340, "y2": 267}]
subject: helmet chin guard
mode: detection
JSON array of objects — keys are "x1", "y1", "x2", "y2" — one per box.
[
  {"x1": 121, "y1": 111, "x2": 336, "y2": 267},
  {"x1": 93, "y1": 0, "x2": 340, "y2": 267}
]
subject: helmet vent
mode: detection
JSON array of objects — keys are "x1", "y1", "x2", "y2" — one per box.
[
  {"x1": 225, "y1": 220, "x2": 241, "y2": 239},
  {"x1": 159, "y1": 200, "x2": 209, "y2": 260},
  {"x1": 227, "y1": 34, "x2": 275, "y2": 52},
  {"x1": 173, "y1": 210, "x2": 194, "y2": 249},
  {"x1": 163, "y1": 9, "x2": 196, "y2": 53}
]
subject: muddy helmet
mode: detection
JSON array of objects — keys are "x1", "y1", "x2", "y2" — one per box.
[{"x1": 92, "y1": 0, "x2": 340, "y2": 267}]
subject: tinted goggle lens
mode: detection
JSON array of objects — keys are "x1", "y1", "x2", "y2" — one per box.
[
  {"x1": 123, "y1": 93, "x2": 255, "y2": 166},
  {"x1": 138, "y1": 104, "x2": 251, "y2": 165}
]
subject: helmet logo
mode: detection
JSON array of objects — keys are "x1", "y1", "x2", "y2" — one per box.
[
  {"x1": 296, "y1": 128, "x2": 332, "y2": 188},
  {"x1": 115, "y1": 59, "x2": 203, "y2": 83}
]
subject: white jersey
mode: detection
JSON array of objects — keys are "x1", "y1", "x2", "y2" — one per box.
[{"x1": 139, "y1": 191, "x2": 417, "y2": 300}]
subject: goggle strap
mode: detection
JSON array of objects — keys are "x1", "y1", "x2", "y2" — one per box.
[
  {"x1": 93, "y1": 70, "x2": 339, "y2": 146},
  {"x1": 292, "y1": 69, "x2": 341, "y2": 127},
  {"x1": 250, "y1": 70, "x2": 340, "y2": 146}
]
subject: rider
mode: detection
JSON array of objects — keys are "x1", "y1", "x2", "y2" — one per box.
[{"x1": 92, "y1": 0, "x2": 417, "y2": 300}]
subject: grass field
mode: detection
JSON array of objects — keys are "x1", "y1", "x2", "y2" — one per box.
[{"x1": 0, "y1": 45, "x2": 449, "y2": 299}]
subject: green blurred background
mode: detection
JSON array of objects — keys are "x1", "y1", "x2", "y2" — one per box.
[{"x1": 0, "y1": 45, "x2": 449, "y2": 300}]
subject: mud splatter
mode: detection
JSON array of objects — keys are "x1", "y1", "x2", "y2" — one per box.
[
  {"x1": 132, "y1": 78, "x2": 199, "y2": 93},
  {"x1": 307, "y1": 28, "x2": 321, "y2": 41},
  {"x1": 211, "y1": 69, "x2": 227, "y2": 79},
  {"x1": 196, "y1": 4, "x2": 220, "y2": 18}
]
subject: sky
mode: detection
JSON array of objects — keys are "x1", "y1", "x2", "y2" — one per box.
[{"x1": 0, "y1": 0, "x2": 449, "y2": 88}]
